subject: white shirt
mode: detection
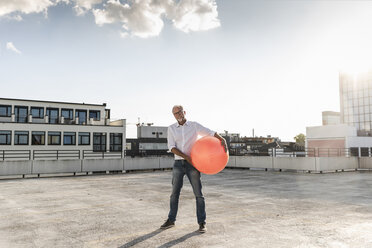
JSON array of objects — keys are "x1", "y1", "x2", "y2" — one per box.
[{"x1": 167, "y1": 120, "x2": 216, "y2": 160}]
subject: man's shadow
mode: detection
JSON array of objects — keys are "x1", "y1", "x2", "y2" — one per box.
[
  {"x1": 158, "y1": 231, "x2": 202, "y2": 248},
  {"x1": 119, "y1": 229, "x2": 164, "y2": 248},
  {"x1": 119, "y1": 229, "x2": 203, "y2": 248}
]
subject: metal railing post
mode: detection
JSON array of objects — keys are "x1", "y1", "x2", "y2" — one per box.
[
  {"x1": 57, "y1": 150, "x2": 59, "y2": 160},
  {"x1": 2, "y1": 150, "x2": 4, "y2": 161}
]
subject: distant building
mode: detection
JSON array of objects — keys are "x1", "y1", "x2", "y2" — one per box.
[
  {"x1": 322, "y1": 111, "x2": 340, "y2": 125},
  {"x1": 220, "y1": 132, "x2": 280, "y2": 155},
  {"x1": 0, "y1": 98, "x2": 125, "y2": 155},
  {"x1": 306, "y1": 70, "x2": 372, "y2": 155},
  {"x1": 340, "y1": 71, "x2": 372, "y2": 136},
  {"x1": 126, "y1": 124, "x2": 169, "y2": 157}
]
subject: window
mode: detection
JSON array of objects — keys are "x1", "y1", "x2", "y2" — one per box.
[
  {"x1": 14, "y1": 106, "x2": 28, "y2": 123},
  {"x1": 0, "y1": 131, "x2": 11, "y2": 145},
  {"x1": 78, "y1": 132, "x2": 90, "y2": 145},
  {"x1": 0, "y1": 105, "x2": 11, "y2": 117},
  {"x1": 48, "y1": 131, "x2": 61, "y2": 145},
  {"x1": 32, "y1": 131, "x2": 45, "y2": 145},
  {"x1": 93, "y1": 132, "x2": 106, "y2": 151},
  {"x1": 46, "y1": 108, "x2": 59, "y2": 124},
  {"x1": 89, "y1": 110, "x2": 100, "y2": 121},
  {"x1": 75, "y1": 110, "x2": 87, "y2": 124},
  {"x1": 31, "y1": 107, "x2": 44, "y2": 119},
  {"x1": 110, "y1": 133, "x2": 122, "y2": 151},
  {"x1": 14, "y1": 131, "x2": 29, "y2": 145},
  {"x1": 63, "y1": 132, "x2": 76, "y2": 145},
  {"x1": 61, "y1": 109, "x2": 73, "y2": 119}
]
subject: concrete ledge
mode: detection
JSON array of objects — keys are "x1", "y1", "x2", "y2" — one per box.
[
  {"x1": 0, "y1": 160, "x2": 32, "y2": 175},
  {"x1": 235, "y1": 156, "x2": 272, "y2": 169},
  {"x1": 82, "y1": 159, "x2": 124, "y2": 172},
  {"x1": 124, "y1": 157, "x2": 160, "y2": 171},
  {"x1": 32, "y1": 160, "x2": 81, "y2": 174},
  {"x1": 273, "y1": 157, "x2": 316, "y2": 171},
  {"x1": 225, "y1": 155, "x2": 236, "y2": 168},
  {"x1": 159, "y1": 157, "x2": 174, "y2": 169},
  {"x1": 359, "y1": 157, "x2": 372, "y2": 169},
  {"x1": 315, "y1": 157, "x2": 358, "y2": 172}
]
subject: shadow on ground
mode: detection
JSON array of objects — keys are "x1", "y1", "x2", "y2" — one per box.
[{"x1": 119, "y1": 229, "x2": 202, "y2": 248}]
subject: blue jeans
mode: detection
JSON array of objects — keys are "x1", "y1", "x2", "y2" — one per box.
[{"x1": 168, "y1": 160, "x2": 206, "y2": 224}]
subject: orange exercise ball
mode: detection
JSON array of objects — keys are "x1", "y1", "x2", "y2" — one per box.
[{"x1": 191, "y1": 136, "x2": 229, "y2": 175}]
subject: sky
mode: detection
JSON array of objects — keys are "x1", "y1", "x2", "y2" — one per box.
[{"x1": 2, "y1": 0, "x2": 372, "y2": 140}]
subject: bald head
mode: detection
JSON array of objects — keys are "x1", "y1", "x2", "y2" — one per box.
[
  {"x1": 172, "y1": 105, "x2": 183, "y2": 114},
  {"x1": 172, "y1": 105, "x2": 186, "y2": 124}
]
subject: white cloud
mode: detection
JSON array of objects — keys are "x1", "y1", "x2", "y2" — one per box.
[
  {"x1": 92, "y1": 0, "x2": 220, "y2": 38},
  {"x1": 6, "y1": 42, "x2": 22, "y2": 54},
  {"x1": 0, "y1": 0, "x2": 220, "y2": 38},
  {"x1": 73, "y1": 0, "x2": 103, "y2": 16},
  {"x1": 0, "y1": 0, "x2": 57, "y2": 17},
  {"x1": 170, "y1": 0, "x2": 220, "y2": 33}
]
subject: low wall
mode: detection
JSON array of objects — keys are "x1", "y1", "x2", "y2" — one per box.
[
  {"x1": 234, "y1": 156, "x2": 273, "y2": 169},
  {"x1": 273, "y1": 157, "x2": 316, "y2": 171},
  {"x1": 33, "y1": 160, "x2": 81, "y2": 174},
  {"x1": 315, "y1": 157, "x2": 358, "y2": 172},
  {"x1": 124, "y1": 157, "x2": 160, "y2": 171},
  {"x1": 0, "y1": 160, "x2": 32, "y2": 176},
  {"x1": 359, "y1": 157, "x2": 372, "y2": 169},
  {"x1": 0, "y1": 156, "x2": 371, "y2": 177},
  {"x1": 82, "y1": 159, "x2": 124, "y2": 172}
]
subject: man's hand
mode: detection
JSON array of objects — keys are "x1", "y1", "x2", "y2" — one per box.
[
  {"x1": 221, "y1": 139, "x2": 228, "y2": 153},
  {"x1": 184, "y1": 155, "x2": 193, "y2": 165}
]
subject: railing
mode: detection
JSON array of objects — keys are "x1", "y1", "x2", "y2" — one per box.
[
  {"x1": 0, "y1": 150, "x2": 31, "y2": 160},
  {"x1": 33, "y1": 150, "x2": 80, "y2": 160},
  {"x1": 0, "y1": 150, "x2": 123, "y2": 161},
  {"x1": 83, "y1": 150, "x2": 123, "y2": 159},
  {"x1": 229, "y1": 148, "x2": 362, "y2": 157},
  {"x1": 0, "y1": 147, "x2": 370, "y2": 161}
]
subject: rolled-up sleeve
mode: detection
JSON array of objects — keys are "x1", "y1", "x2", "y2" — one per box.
[
  {"x1": 167, "y1": 126, "x2": 176, "y2": 152},
  {"x1": 195, "y1": 122, "x2": 216, "y2": 137}
]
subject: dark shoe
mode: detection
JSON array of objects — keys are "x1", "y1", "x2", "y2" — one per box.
[
  {"x1": 198, "y1": 223, "x2": 206, "y2": 233},
  {"x1": 160, "y1": 219, "x2": 175, "y2": 229}
]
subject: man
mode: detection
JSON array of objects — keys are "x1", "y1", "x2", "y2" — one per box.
[{"x1": 160, "y1": 105, "x2": 227, "y2": 233}]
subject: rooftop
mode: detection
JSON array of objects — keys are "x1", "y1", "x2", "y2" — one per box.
[{"x1": 1, "y1": 169, "x2": 372, "y2": 247}]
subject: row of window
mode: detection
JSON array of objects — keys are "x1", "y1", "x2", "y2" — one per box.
[
  {"x1": 343, "y1": 106, "x2": 372, "y2": 115},
  {"x1": 343, "y1": 114, "x2": 372, "y2": 123},
  {"x1": 345, "y1": 122, "x2": 372, "y2": 131},
  {"x1": 0, "y1": 105, "x2": 101, "y2": 124},
  {"x1": 342, "y1": 97, "x2": 372, "y2": 107},
  {"x1": 341, "y1": 81, "x2": 372, "y2": 91},
  {"x1": 0, "y1": 131, "x2": 122, "y2": 151}
]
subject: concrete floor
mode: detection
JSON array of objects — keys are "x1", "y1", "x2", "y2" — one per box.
[{"x1": 0, "y1": 169, "x2": 372, "y2": 248}]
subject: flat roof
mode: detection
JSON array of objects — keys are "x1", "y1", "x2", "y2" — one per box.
[
  {"x1": 0, "y1": 169, "x2": 371, "y2": 247},
  {"x1": 0, "y1": 97, "x2": 106, "y2": 107}
]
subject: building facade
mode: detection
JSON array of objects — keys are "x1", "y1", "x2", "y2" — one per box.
[
  {"x1": 126, "y1": 125, "x2": 168, "y2": 157},
  {"x1": 322, "y1": 111, "x2": 340, "y2": 125},
  {"x1": 0, "y1": 98, "x2": 125, "y2": 156},
  {"x1": 340, "y1": 71, "x2": 372, "y2": 136}
]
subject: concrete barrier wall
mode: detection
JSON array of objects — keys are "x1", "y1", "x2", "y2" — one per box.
[
  {"x1": 0, "y1": 160, "x2": 32, "y2": 175},
  {"x1": 33, "y1": 160, "x2": 81, "y2": 174},
  {"x1": 159, "y1": 157, "x2": 174, "y2": 169},
  {"x1": 0, "y1": 156, "x2": 370, "y2": 177},
  {"x1": 273, "y1": 157, "x2": 316, "y2": 171},
  {"x1": 315, "y1": 157, "x2": 358, "y2": 172},
  {"x1": 235, "y1": 156, "x2": 273, "y2": 169},
  {"x1": 225, "y1": 156, "x2": 236, "y2": 168},
  {"x1": 359, "y1": 157, "x2": 372, "y2": 169},
  {"x1": 82, "y1": 159, "x2": 124, "y2": 172},
  {"x1": 124, "y1": 157, "x2": 160, "y2": 171}
]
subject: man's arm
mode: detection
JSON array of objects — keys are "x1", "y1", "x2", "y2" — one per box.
[
  {"x1": 214, "y1": 133, "x2": 228, "y2": 153},
  {"x1": 171, "y1": 147, "x2": 193, "y2": 165}
]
